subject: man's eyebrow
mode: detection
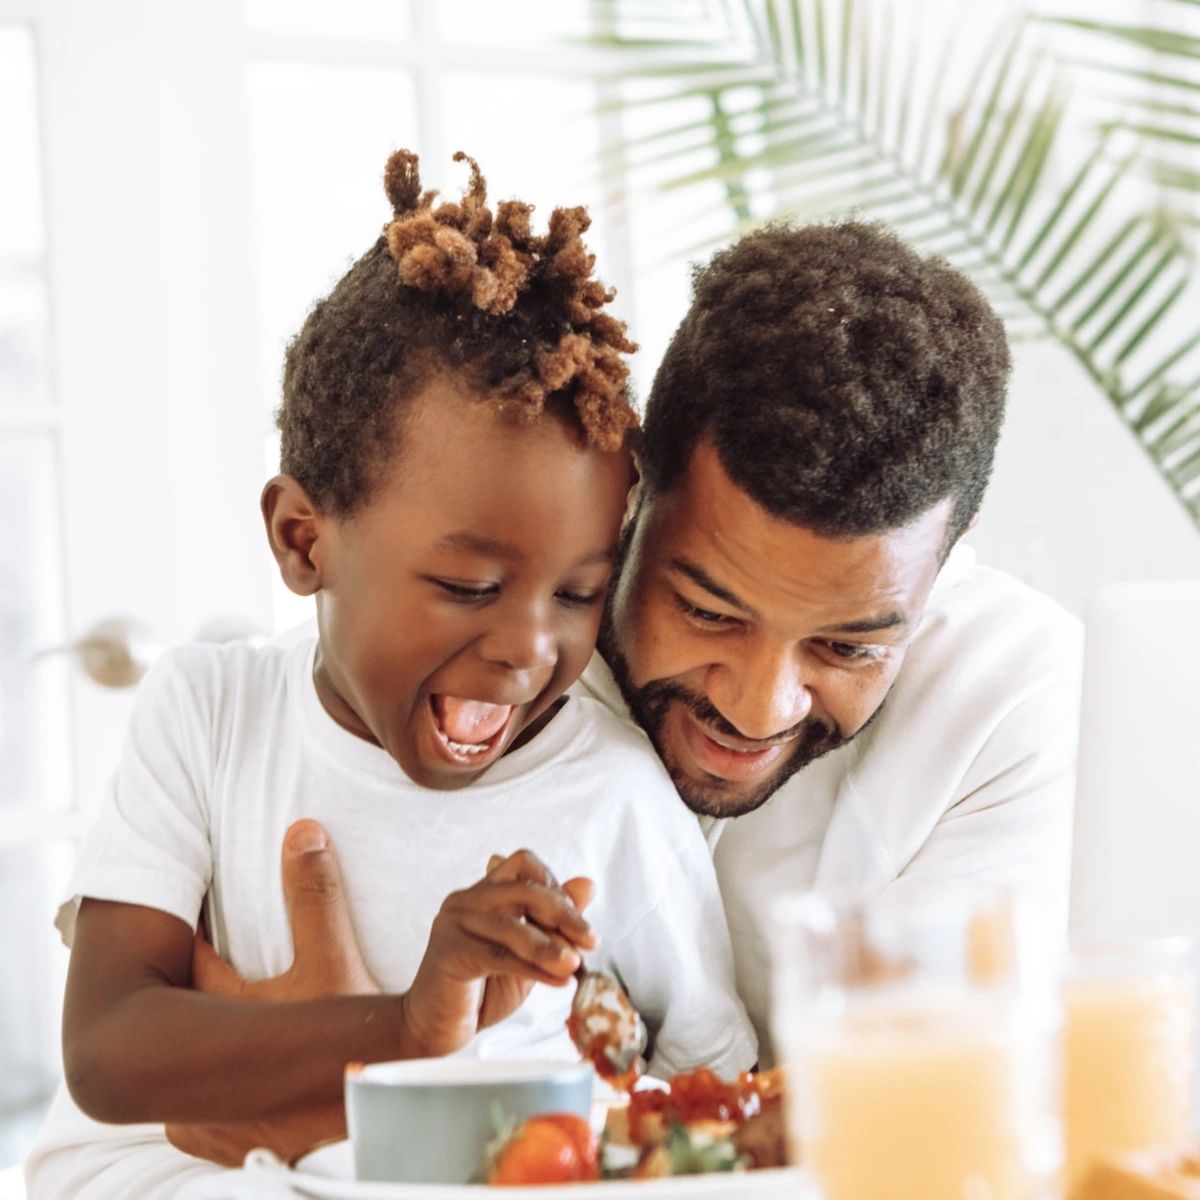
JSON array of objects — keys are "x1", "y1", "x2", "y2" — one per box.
[
  {"x1": 668, "y1": 558, "x2": 755, "y2": 615},
  {"x1": 438, "y1": 531, "x2": 616, "y2": 568},
  {"x1": 816, "y1": 612, "x2": 907, "y2": 635}
]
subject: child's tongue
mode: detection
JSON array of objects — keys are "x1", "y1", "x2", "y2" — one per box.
[{"x1": 433, "y1": 695, "x2": 513, "y2": 745}]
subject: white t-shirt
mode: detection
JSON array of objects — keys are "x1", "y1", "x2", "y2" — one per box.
[
  {"x1": 27, "y1": 637, "x2": 755, "y2": 1200},
  {"x1": 576, "y1": 546, "x2": 1084, "y2": 1063}
]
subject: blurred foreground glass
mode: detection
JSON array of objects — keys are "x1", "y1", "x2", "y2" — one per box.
[
  {"x1": 773, "y1": 887, "x2": 1060, "y2": 1200},
  {"x1": 1064, "y1": 938, "x2": 1196, "y2": 1196}
]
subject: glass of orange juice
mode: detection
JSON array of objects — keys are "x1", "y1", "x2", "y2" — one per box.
[
  {"x1": 1063, "y1": 937, "x2": 1196, "y2": 1196},
  {"x1": 772, "y1": 886, "x2": 1060, "y2": 1200}
]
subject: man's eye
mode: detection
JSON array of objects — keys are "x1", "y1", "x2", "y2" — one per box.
[
  {"x1": 675, "y1": 595, "x2": 733, "y2": 626},
  {"x1": 434, "y1": 580, "x2": 498, "y2": 602},
  {"x1": 825, "y1": 641, "x2": 881, "y2": 662}
]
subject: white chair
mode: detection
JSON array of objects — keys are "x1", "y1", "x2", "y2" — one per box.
[{"x1": 1069, "y1": 580, "x2": 1200, "y2": 945}]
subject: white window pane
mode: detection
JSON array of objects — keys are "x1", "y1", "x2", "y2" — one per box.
[
  {"x1": 245, "y1": 0, "x2": 410, "y2": 40},
  {"x1": 0, "y1": 26, "x2": 43, "y2": 259},
  {"x1": 436, "y1": 71, "x2": 612, "y2": 291},
  {"x1": 0, "y1": 840, "x2": 72, "y2": 1169},
  {"x1": 0, "y1": 24, "x2": 49, "y2": 410},
  {"x1": 0, "y1": 435, "x2": 70, "y2": 812},
  {"x1": 433, "y1": 0, "x2": 592, "y2": 45},
  {"x1": 247, "y1": 60, "x2": 420, "y2": 632},
  {"x1": 246, "y1": 60, "x2": 420, "y2": 415}
]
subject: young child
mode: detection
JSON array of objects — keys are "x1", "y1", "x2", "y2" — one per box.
[{"x1": 26, "y1": 151, "x2": 755, "y2": 1198}]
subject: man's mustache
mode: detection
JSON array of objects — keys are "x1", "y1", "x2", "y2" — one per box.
[{"x1": 640, "y1": 679, "x2": 819, "y2": 746}]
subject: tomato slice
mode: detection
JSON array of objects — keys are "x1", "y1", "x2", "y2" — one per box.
[{"x1": 487, "y1": 1113, "x2": 600, "y2": 1185}]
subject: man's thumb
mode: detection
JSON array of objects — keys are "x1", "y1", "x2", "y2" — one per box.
[
  {"x1": 281, "y1": 819, "x2": 374, "y2": 991},
  {"x1": 192, "y1": 930, "x2": 246, "y2": 997}
]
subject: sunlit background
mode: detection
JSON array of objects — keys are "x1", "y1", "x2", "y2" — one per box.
[{"x1": 2, "y1": 0, "x2": 1199, "y2": 1192}]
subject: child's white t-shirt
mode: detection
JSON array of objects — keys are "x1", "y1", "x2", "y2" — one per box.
[{"x1": 27, "y1": 638, "x2": 754, "y2": 1199}]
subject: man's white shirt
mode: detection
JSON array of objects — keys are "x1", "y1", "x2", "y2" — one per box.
[{"x1": 575, "y1": 545, "x2": 1083, "y2": 1062}]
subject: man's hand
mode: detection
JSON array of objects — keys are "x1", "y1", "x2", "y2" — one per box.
[
  {"x1": 403, "y1": 848, "x2": 596, "y2": 1058},
  {"x1": 166, "y1": 819, "x2": 375, "y2": 1166}
]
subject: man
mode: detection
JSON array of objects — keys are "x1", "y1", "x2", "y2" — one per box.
[
  {"x1": 50, "y1": 219, "x2": 1083, "y2": 1173},
  {"x1": 581, "y1": 220, "x2": 1080, "y2": 1054}
]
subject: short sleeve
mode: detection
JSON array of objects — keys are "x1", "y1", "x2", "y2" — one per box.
[{"x1": 56, "y1": 648, "x2": 216, "y2": 947}]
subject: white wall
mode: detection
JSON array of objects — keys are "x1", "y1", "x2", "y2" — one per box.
[{"x1": 974, "y1": 339, "x2": 1200, "y2": 615}]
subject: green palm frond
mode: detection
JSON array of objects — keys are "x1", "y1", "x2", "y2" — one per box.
[
  {"x1": 587, "y1": 0, "x2": 1200, "y2": 529},
  {"x1": 1035, "y1": 4, "x2": 1200, "y2": 198}
]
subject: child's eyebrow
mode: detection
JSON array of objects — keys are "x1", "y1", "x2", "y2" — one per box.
[
  {"x1": 437, "y1": 531, "x2": 520, "y2": 560},
  {"x1": 436, "y1": 531, "x2": 616, "y2": 568}
]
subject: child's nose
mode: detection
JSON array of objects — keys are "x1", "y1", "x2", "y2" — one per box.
[{"x1": 478, "y1": 606, "x2": 557, "y2": 676}]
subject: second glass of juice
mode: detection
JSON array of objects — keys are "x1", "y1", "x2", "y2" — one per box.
[
  {"x1": 772, "y1": 886, "x2": 1061, "y2": 1200},
  {"x1": 1063, "y1": 937, "x2": 1197, "y2": 1196}
]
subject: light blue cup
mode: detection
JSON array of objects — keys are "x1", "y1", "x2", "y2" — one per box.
[{"x1": 345, "y1": 1057, "x2": 595, "y2": 1184}]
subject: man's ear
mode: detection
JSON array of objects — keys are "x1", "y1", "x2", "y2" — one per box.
[{"x1": 261, "y1": 475, "x2": 328, "y2": 597}]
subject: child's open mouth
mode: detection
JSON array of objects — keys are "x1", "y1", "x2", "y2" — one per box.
[{"x1": 429, "y1": 694, "x2": 516, "y2": 764}]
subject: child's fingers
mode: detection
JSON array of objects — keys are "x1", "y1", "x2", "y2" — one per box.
[
  {"x1": 562, "y1": 876, "x2": 595, "y2": 914},
  {"x1": 470, "y1": 878, "x2": 598, "y2": 951},
  {"x1": 485, "y1": 848, "x2": 560, "y2": 888},
  {"x1": 454, "y1": 909, "x2": 582, "y2": 983}
]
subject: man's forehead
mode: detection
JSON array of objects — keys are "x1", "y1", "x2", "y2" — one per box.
[{"x1": 640, "y1": 443, "x2": 953, "y2": 622}]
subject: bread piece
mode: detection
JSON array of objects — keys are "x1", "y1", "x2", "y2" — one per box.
[{"x1": 1076, "y1": 1151, "x2": 1200, "y2": 1200}]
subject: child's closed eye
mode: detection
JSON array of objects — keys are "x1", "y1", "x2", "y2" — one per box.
[
  {"x1": 431, "y1": 579, "x2": 499, "y2": 603},
  {"x1": 555, "y1": 589, "x2": 604, "y2": 609}
]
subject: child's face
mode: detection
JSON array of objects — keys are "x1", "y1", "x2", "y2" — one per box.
[{"x1": 307, "y1": 380, "x2": 634, "y2": 789}]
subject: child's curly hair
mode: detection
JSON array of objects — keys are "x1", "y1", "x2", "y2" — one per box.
[{"x1": 278, "y1": 149, "x2": 639, "y2": 516}]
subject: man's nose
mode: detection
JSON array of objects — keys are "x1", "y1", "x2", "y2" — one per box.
[
  {"x1": 706, "y1": 646, "x2": 812, "y2": 741},
  {"x1": 478, "y1": 603, "x2": 557, "y2": 676}
]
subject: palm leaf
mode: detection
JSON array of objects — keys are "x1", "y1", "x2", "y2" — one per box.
[{"x1": 585, "y1": 0, "x2": 1200, "y2": 530}]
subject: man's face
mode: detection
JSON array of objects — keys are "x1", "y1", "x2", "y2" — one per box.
[{"x1": 601, "y1": 440, "x2": 953, "y2": 817}]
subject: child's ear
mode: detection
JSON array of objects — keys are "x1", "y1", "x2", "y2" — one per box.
[{"x1": 261, "y1": 475, "x2": 327, "y2": 597}]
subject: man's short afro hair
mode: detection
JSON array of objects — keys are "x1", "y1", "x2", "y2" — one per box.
[{"x1": 639, "y1": 220, "x2": 1011, "y2": 547}]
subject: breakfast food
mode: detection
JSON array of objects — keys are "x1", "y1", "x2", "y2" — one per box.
[
  {"x1": 486, "y1": 1112, "x2": 600, "y2": 1185},
  {"x1": 607, "y1": 1067, "x2": 789, "y2": 1175},
  {"x1": 1074, "y1": 1150, "x2": 1200, "y2": 1199},
  {"x1": 566, "y1": 965, "x2": 647, "y2": 1089},
  {"x1": 482, "y1": 1067, "x2": 789, "y2": 1185}
]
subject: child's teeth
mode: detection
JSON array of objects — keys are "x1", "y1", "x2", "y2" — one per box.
[{"x1": 447, "y1": 738, "x2": 488, "y2": 755}]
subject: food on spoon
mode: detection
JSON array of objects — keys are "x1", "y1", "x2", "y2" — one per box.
[
  {"x1": 1073, "y1": 1149, "x2": 1200, "y2": 1199},
  {"x1": 486, "y1": 1112, "x2": 599, "y2": 1185},
  {"x1": 566, "y1": 966, "x2": 647, "y2": 1088}
]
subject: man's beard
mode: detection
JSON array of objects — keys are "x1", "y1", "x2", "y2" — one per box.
[{"x1": 599, "y1": 601, "x2": 878, "y2": 818}]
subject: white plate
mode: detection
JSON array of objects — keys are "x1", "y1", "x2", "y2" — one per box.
[{"x1": 235, "y1": 1140, "x2": 814, "y2": 1199}]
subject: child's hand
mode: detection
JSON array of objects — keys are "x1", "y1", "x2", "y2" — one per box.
[{"x1": 403, "y1": 849, "x2": 596, "y2": 1058}]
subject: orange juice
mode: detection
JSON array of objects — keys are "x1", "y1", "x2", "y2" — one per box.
[
  {"x1": 1064, "y1": 973, "x2": 1196, "y2": 1194},
  {"x1": 792, "y1": 995, "x2": 1053, "y2": 1200}
]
